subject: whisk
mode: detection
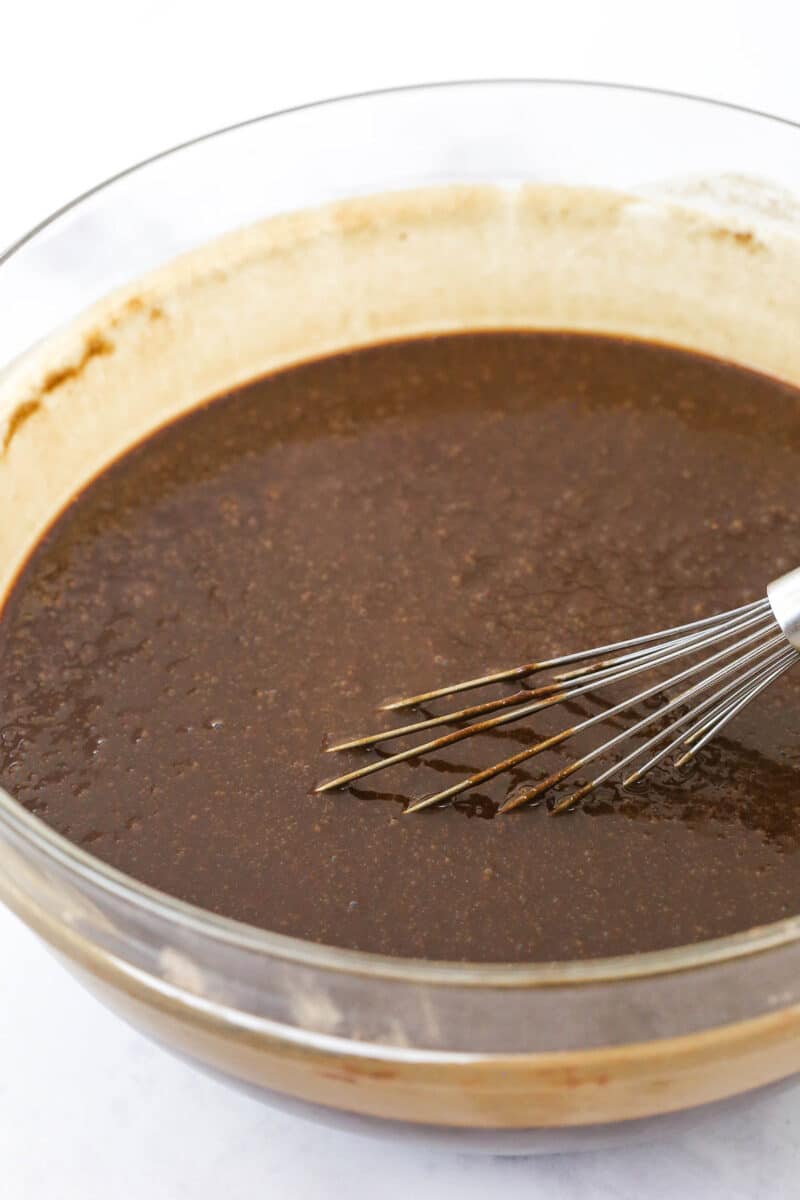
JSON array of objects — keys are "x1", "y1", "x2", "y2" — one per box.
[{"x1": 317, "y1": 567, "x2": 800, "y2": 814}]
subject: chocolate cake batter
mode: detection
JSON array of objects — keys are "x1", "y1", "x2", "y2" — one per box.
[{"x1": 2, "y1": 332, "x2": 800, "y2": 961}]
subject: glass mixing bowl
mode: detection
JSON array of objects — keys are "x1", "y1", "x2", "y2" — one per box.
[{"x1": 2, "y1": 81, "x2": 800, "y2": 1154}]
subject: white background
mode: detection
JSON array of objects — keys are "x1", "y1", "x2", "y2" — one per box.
[{"x1": 2, "y1": 2, "x2": 800, "y2": 1196}]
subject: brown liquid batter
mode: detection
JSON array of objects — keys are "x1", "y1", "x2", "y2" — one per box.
[{"x1": 2, "y1": 332, "x2": 800, "y2": 961}]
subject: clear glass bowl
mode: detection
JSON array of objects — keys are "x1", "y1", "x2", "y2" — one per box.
[{"x1": 2, "y1": 81, "x2": 800, "y2": 1154}]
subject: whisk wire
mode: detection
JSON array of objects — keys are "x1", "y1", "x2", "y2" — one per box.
[
  {"x1": 318, "y1": 610, "x2": 778, "y2": 796},
  {"x1": 550, "y1": 647, "x2": 798, "y2": 815},
  {"x1": 379, "y1": 597, "x2": 771, "y2": 711},
  {"x1": 492, "y1": 631, "x2": 788, "y2": 815},
  {"x1": 674, "y1": 651, "x2": 798, "y2": 767},
  {"x1": 406, "y1": 629, "x2": 787, "y2": 815},
  {"x1": 551, "y1": 602, "x2": 772, "y2": 683},
  {"x1": 318, "y1": 577, "x2": 800, "y2": 814},
  {"x1": 630, "y1": 648, "x2": 797, "y2": 779}
]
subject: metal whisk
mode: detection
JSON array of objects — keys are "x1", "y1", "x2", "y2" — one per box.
[{"x1": 317, "y1": 567, "x2": 800, "y2": 814}]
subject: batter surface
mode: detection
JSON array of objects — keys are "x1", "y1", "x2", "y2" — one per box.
[{"x1": 2, "y1": 331, "x2": 800, "y2": 961}]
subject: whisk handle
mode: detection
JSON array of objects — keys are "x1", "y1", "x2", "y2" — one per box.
[{"x1": 768, "y1": 566, "x2": 800, "y2": 651}]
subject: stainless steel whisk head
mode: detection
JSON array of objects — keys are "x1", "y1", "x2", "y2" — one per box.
[{"x1": 318, "y1": 567, "x2": 800, "y2": 814}]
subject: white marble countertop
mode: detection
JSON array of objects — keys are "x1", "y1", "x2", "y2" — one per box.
[{"x1": 3, "y1": 2, "x2": 800, "y2": 1195}]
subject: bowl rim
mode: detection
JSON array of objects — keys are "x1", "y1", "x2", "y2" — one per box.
[{"x1": 3, "y1": 77, "x2": 800, "y2": 988}]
